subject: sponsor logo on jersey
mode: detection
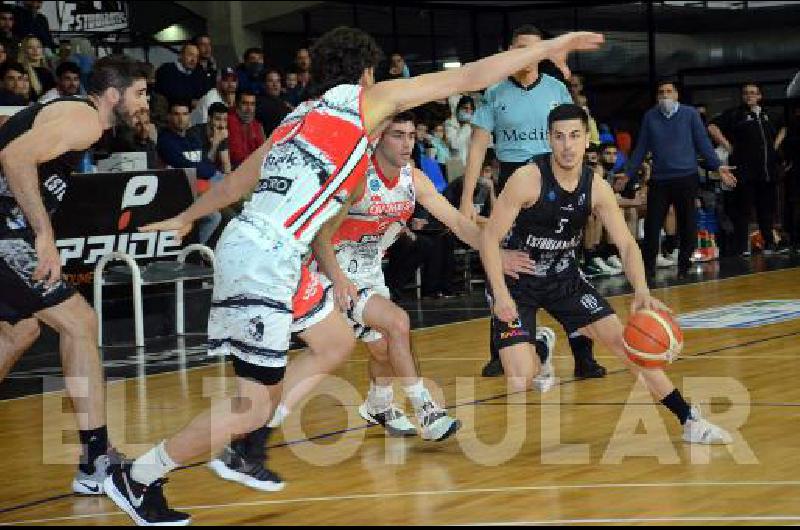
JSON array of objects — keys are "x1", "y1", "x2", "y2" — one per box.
[
  {"x1": 367, "y1": 200, "x2": 414, "y2": 217},
  {"x1": 547, "y1": 190, "x2": 557, "y2": 202},
  {"x1": 256, "y1": 175, "x2": 294, "y2": 196},
  {"x1": 525, "y1": 234, "x2": 582, "y2": 251},
  {"x1": 369, "y1": 178, "x2": 382, "y2": 192}
]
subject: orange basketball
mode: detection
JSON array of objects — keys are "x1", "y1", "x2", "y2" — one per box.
[{"x1": 623, "y1": 309, "x2": 683, "y2": 369}]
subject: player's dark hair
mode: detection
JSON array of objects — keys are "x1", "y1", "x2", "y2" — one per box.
[
  {"x1": 87, "y1": 55, "x2": 149, "y2": 96},
  {"x1": 547, "y1": 103, "x2": 589, "y2": 131},
  {"x1": 307, "y1": 26, "x2": 383, "y2": 98}
]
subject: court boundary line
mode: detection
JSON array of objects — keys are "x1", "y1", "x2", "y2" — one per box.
[{"x1": 2, "y1": 479, "x2": 800, "y2": 525}]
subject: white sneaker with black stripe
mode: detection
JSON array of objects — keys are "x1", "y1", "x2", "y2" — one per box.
[
  {"x1": 359, "y1": 402, "x2": 418, "y2": 437},
  {"x1": 533, "y1": 327, "x2": 557, "y2": 393}
]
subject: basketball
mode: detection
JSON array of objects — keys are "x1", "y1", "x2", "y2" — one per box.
[{"x1": 623, "y1": 309, "x2": 684, "y2": 369}]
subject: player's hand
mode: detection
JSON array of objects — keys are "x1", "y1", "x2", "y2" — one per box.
[
  {"x1": 459, "y1": 202, "x2": 478, "y2": 222},
  {"x1": 719, "y1": 165, "x2": 737, "y2": 188},
  {"x1": 541, "y1": 32, "x2": 605, "y2": 79},
  {"x1": 500, "y1": 250, "x2": 535, "y2": 279},
  {"x1": 139, "y1": 214, "x2": 193, "y2": 243},
  {"x1": 493, "y1": 292, "x2": 519, "y2": 323},
  {"x1": 631, "y1": 290, "x2": 672, "y2": 314},
  {"x1": 33, "y1": 233, "x2": 61, "y2": 286},
  {"x1": 333, "y1": 276, "x2": 359, "y2": 312}
]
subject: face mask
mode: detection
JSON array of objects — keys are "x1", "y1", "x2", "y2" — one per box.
[
  {"x1": 658, "y1": 98, "x2": 679, "y2": 116},
  {"x1": 457, "y1": 110, "x2": 473, "y2": 123},
  {"x1": 246, "y1": 63, "x2": 264, "y2": 77}
]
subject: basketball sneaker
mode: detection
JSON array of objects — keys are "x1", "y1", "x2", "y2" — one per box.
[
  {"x1": 208, "y1": 444, "x2": 285, "y2": 492},
  {"x1": 683, "y1": 407, "x2": 733, "y2": 445},
  {"x1": 104, "y1": 463, "x2": 191, "y2": 526},
  {"x1": 72, "y1": 448, "x2": 126, "y2": 496},
  {"x1": 412, "y1": 391, "x2": 461, "y2": 442},
  {"x1": 359, "y1": 402, "x2": 417, "y2": 437},
  {"x1": 533, "y1": 327, "x2": 557, "y2": 393}
]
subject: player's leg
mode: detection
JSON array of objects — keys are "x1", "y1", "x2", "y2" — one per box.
[
  {"x1": 0, "y1": 318, "x2": 40, "y2": 382},
  {"x1": 494, "y1": 306, "x2": 541, "y2": 394},
  {"x1": 361, "y1": 292, "x2": 459, "y2": 441},
  {"x1": 360, "y1": 338, "x2": 418, "y2": 437}
]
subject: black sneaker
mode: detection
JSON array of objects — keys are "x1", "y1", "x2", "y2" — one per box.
[
  {"x1": 574, "y1": 359, "x2": 607, "y2": 379},
  {"x1": 481, "y1": 357, "x2": 504, "y2": 377},
  {"x1": 104, "y1": 463, "x2": 191, "y2": 526},
  {"x1": 208, "y1": 445, "x2": 285, "y2": 492}
]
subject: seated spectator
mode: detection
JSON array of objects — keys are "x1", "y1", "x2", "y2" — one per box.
[
  {"x1": 192, "y1": 66, "x2": 237, "y2": 126},
  {"x1": 0, "y1": 42, "x2": 8, "y2": 70},
  {"x1": 0, "y1": 5, "x2": 18, "y2": 61},
  {"x1": 66, "y1": 37, "x2": 94, "y2": 90},
  {"x1": 429, "y1": 122, "x2": 451, "y2": 171},
  {"x1": 144, "y1": 63, "x2": 169, "y2": 129},
  {"x1": 228, "y1": 90, "x2": 265, "y2": 168},
  {"x1": 282, "y1": 68, "x2": 304, "y2": 107},
  {"x1": 155, "y1": 43, "x2": 207, "y2": 108},
  {"x1": 444, "y1": 153, "x2": 496, "y2": 219},
  {"x1": 19, "y1": 35, "x2": 54, "y2": 100},
  {"x1": 236, "y1": 47, "x2": 266, "y2": 96},
  {"x1": 188, "y1": 101, "x2": 232, "y2": 176},
  {"x1": 39, "y1": 61, "x2": 82, "y2": 102},
  {"x1": 388, "y1": 52, "x2": 410, "y2": 79},
  {"x1": 109, "y1": 108, "x2": 160, "y2": 169},
  {"x1": 412, "y1": 140, "x2": 447, "y2": 192},
  {"x1": 256, "y1": 68, "x2": 291, "y2": 137},
  {"x1": 12, "y1": 1, "x2": 55, "y2": 52},
  {"x1": 0, "y1": 61, "x2": 29, "y2": 106},
  {"x1": 157, "y1": 100, "x2": 221, "y2": 244},
  {"x1": 193, "y1": 34, "x2": 217, "y2": 94}
]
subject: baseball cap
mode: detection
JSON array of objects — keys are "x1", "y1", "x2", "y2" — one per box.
[{"x1": 219, "y1": 67, "x2": 237, "y2": 80}]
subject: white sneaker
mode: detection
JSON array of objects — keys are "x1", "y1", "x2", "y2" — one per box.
[
  {"x1": 412, "y1": 391, "x2": 461, "y2": 442},
  {"x1": 656, "y1": 254, "x2": 675, "y2": 268},
  {"x1": 533, "y1": 327, "x2": 557, "y2": 393},
  {"x1": 359, "y1": 402, "x2": 418, "y2": 437},
  {"x1": 683, "y1": 407, "x2": 733, "y2": 445},
  {"x1": 605, "y1": 255, "x2": 624, "y2": 269},
  {"x1": 591, "y1": 257, "x2": 623, "y2": 276}
]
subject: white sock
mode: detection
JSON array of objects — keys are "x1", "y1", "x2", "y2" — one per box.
[
  {"x1": 267, "y1": 403, "x2": 290, "y2": 428},
  {"x1": 367, "y1": 382, "x2": 393, "y2": 412},
  {"x1": 404, "y1": 379, "x2": 428, "y2": 408},
  {"x1": 131, "y1": 441, "x2": 178, "y2": 486}
]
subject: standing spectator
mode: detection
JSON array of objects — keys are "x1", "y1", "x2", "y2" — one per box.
[
  {"x1": 193, "y1": 34, "x2": 217, "y2": 93},
  {"x1": 39, "y1": 61, "x2": 81, "y2": 102},
  {"x1": 0, "y1": 62, "x2": 28, "y2": 105},
  {"x1": 154, "y1": 43, "x2": 206, "y2": 107},
  {"x1": 458, "y1": 24, "x2": 597, "y2": 381},
  {"x1": 191, "y1": 66, "x2": 237, "y2": 126},
  {"x1": 444, "y1": 95, "x2": 475, "y2": 167},
  {"x1": 255, "y1": 68, "x2": 291, "y2": 137},
  {"x1": 227, "y1": 90, "x2": 265, "y2": 168},
  {"x1": 188, "y1": 101, "x2": 232, "y2": 176},
  {"x1": 294, "y1": 47, "x2": 311, "y2": 91},
  {"x1": 157, "y1": 100, "x2": 221, "y2": 244},
  {"x1": 236, "y1": 47, "x2": 265, "y2": 96},
  {"x1": 0, "y1": 5, "x2": 18, "y2": 60},
  {"x1": 708, "y1": 83, "x2": 788, "y2": 255},
  {"x1": 283, "y1": 68, "x2": 304, "y2": 107},
  {"x1": 12, "y1": 1, "x2": 54, "y2": 52},
  {"x1": 626, "y1": 80, "x2": 736, "y2": 279},
  {"x1": 19, "y1": 35, "x2": 54, "y2": 100}
]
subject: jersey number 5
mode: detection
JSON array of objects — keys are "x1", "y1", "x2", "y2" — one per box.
[{"x1": 555, "y1": 218, "x2": 569, "y2": 234}]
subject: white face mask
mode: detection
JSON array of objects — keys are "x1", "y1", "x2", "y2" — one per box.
[{"x1": 658, "y1": 97, "x2": 679, "y2": 116}]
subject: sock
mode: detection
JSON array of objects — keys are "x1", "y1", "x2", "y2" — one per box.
[
  {"x1": 663, "y1": 235, "x2": 677, "y2": 255},
  {"x1": 367, "y1": 382, "x2": 394, "y2": 412},
  {"x1": 568, "y1": 333, "x2": 593, "y2": 365},
  {"x1": 131, "y1": 441, "x2": 178, "y2": 486},
  {"x1": 78, "y1": 426, "x2": 108, "y2": 474},
  {"x1": 660, "y1": 389, "x2": 692, "y2": 425},
  {"x1": 404, "y1": 379, "x2": 428, "y2": 409},
  {"x1": 267, "y1": 403, "x2": 290, "y2": 428}
]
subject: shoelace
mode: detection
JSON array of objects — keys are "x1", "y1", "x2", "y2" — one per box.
[{"x1": 419, "y1": 401, "x2": 446, "y2": 427}]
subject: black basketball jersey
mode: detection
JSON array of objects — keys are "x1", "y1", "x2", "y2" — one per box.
[
  {"x1": 506, "y1": 154, "x2": 593, "y2": 279},
  {"x1": 0, "y1": 97, "x2": 96, "y2": 238}
]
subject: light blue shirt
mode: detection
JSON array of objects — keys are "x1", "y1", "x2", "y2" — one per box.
[{"x1": 472, "y1": 75, "x2": 573, "y2": 163}]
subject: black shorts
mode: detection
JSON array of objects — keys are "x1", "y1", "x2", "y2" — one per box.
[
  {"x1": 0, "y1": 237, "x2": 75, "y2": 324},
  {"x1": 491, "y1": 273, "x2": 615, "y2": 350},
  {"x1": 232, "y1": 356, "x2": 286, "y2": 386}
]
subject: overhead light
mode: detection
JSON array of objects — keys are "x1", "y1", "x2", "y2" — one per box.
[
  {"x1": 443, "y1": 61, "x2": 462, "y2": 69},
  {"x1": 155, "y1": 24, "x2": 189, "y2": 42}
]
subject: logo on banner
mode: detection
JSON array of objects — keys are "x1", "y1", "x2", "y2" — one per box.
[
  {"x1": 118, "y1": 174, "x2": 159, "y2": 230},
  {"x1": 678, "y1": 300, "x2": 800, "y2": 329}
]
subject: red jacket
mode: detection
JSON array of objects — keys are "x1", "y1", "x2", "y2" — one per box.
[{"x1": 228, "y1": 111, "x2": 266, "y2": 168}]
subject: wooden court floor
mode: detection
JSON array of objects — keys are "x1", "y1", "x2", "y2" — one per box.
[{"x1": 1, "y1": 268, "x2": 800, "y2": 525}]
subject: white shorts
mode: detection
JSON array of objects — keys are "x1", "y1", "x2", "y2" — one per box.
[{"x1": 208, "y1": 215, "x2": 308, "y2": 369}]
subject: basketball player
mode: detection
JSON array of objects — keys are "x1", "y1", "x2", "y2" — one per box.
[
  {"x1": 0, "y1": 56, "x2": 149, "y2": 493},
  {"x1": 481, "y1": 103, "x2": 731, "y2": 445},
  {"x1": 206, "y1": 112, "x2": 551, "y2": 492},
  {"x1": 109, "y1": 28, "x2": 604, "y2": 525}
]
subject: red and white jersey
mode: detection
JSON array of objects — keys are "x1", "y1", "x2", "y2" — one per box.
[
  {"x1": 331, "y1": 159, "x2": 416, "y2": 279},
  {"x1": 243, "y1": 84, "x2": 371, "y2": 249}
]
